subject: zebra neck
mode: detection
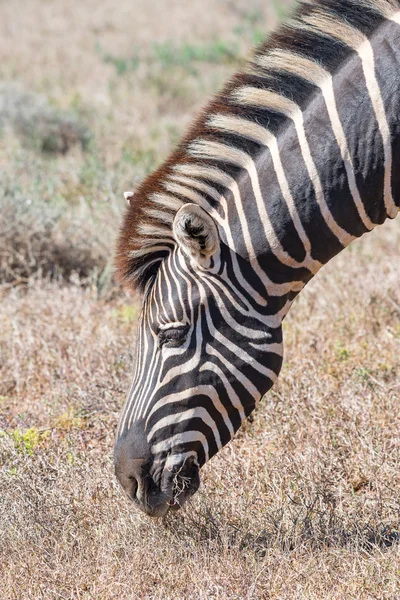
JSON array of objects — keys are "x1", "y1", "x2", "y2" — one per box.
[{"x1": 227, "y1": 14, "x2": 400, "y2": 306}]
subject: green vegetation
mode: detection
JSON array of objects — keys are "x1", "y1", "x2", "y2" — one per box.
[
  {"x1": 11, "y1": 427, "x2": 49, "y2": 455},
  {"x1": 336, "y1": 343, "x2": 350, "y2": 361},
  {"x1": 98, "y1": 7, "x2": 275, "y2": 80},
  {"x1": 233, "y1": 9, "x2": 269, "y2": 46},
  {"x1": 101, "y1": 38, "x2": 240, "y2": 77},
  {"x1": 113, "y1": 304, "x2": 138, "y2": 323},
  {"x1": 152, "y1": 39, "x2": 239, "y2": 70}
]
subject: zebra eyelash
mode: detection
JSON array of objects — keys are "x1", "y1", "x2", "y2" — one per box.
[
  {"x1": 158, "y1": 323, "x2": 190, "y2": 348},
  {"x1": 158, "y1": 321, "x2": 190, "y2": 331}
]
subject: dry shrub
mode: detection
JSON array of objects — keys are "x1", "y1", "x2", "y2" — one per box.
[
  {"x1": 0, "y1": 83, "x2": 90, "y2": 154},
  {"x1": 0, "y1": 85, "x2": 107, "y2": 286},
  {"x1": 0, "y1": 193, "x2": 113, "y2": 284}
]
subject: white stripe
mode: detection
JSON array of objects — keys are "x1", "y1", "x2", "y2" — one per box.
[
  {"x1": 199, "y1": 360, "x2": 246, "y2": 421},
  {"x1": 390, "y1": 12, "x2": 400, "y2": 25},
  {"x1": 249, "y1": 341, "x2": 283, "y2": 356},
  {"x1": 161, "y1": 258, "x2": 179, "y2": 323},
  {"x1": 303, "y1": 12, "x2": 397, "y2": 218},
  {"x1": 167, "y1": 173, "x2": 223, "y2": 205},
  {"x1": 200, "y1": 286, "x2": 278, "y2": 383},
  {"x1": 163, "y1": 180, "x2": 218, "y2": 217},
  {"x1": 205, "y1": 345, "x2": 260, "y2": 402},
  {"x1": 147, "y1": 386, "x2": 235, "y2": 440},
  {"x1": 257, "y1": 50, "x2": 376, "y2": 230},
  {"x1": 232, "y1": 87, "x2": 356, "y2": 247},
  {"x1": 151, "y1": 431, "x2": 210, "y2": 462},
  {"x1": 359, "y1": 39, "x2": 396, "y2": 218},
  {"x1": 208, "y1": 113, "x2": 323, "y2": 273},
  {"x1": 147, "y1": 407, "x2": 223, "y2": 450},
  {"x1": 200, "y1": 269, "x2": 277, "y2": 330}
]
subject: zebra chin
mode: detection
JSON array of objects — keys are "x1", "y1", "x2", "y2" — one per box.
[{"x1": 114, "y1": 422, "x2": 200, "y2": 517}]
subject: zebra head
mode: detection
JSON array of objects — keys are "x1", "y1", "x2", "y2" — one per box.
[
  {"x1": 114, "y1": 202, "x2": 283, "y2": 517},
  {"x1": 113, "y1": 0, "x2": 400, "y2": 515}
]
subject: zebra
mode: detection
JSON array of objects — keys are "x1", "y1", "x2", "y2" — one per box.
[{"x1": 114, "y1": 0, "x2": 400, "y2": 517}]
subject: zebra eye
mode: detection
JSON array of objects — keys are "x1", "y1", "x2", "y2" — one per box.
[{"x1": 158, "y1": 325, "x2": 189, "y2": 348}]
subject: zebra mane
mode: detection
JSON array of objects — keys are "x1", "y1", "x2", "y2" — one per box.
[{"x1": 115, "y1": 0, "x2": 398, "y2": 291}]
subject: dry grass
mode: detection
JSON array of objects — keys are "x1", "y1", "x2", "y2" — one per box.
[{"x1": 0, "y1": 1, "x2": 399, "y2": 599}]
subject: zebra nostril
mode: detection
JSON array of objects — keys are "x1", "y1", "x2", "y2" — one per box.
[{"x1": 128, "y1": 475, "x2": 138, "y2": 498}]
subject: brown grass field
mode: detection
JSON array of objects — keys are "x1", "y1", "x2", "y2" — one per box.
[{"x1": 0, "y1": 1, "x2": 399, "y2": 598}]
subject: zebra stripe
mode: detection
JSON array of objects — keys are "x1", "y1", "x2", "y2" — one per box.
[
  {"x1": 254, "y1": 50, "x2": 376, "y2": 231},
  {"x1": 302, "y1": 11, "x2": 397, "y2": 218}
]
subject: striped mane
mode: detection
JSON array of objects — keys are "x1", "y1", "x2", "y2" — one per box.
[{"x1": 115, "y1": 0, "x2": 398, "y2": 291}]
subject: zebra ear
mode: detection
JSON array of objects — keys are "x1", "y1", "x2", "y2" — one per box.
[{"x1": 173, "y1": 203, "x2": 219, "y2": 267}]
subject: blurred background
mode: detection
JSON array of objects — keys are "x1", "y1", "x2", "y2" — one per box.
[
  {"x1": 1, "y1": 2, "x2": 399, "y2": 599},
  {"x1": 0, "y1": 0, "x2": 291, "y2": 290}
]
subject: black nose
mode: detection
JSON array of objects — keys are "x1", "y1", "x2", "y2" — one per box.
[
  {"x1": 114, "y1": 421, "x2": 171, "y2": 517},
  {"x1": 115, "y1": 420, "x2": 147, "y2": 497},
  {"x1": 115, "y1": 419, "x2": 150, "y2": 462},
  {"x1": 114, "y1": 421, "x2": 201, "y2": 517},
  {"x1": 114, "y1": 436, "x2": 147, "y2": 504},
  {"x1": 116, "y1": 470, "x2": 139, "y2": 502},
  {"x1": 114, "y1": 420, "x2": 149, "y2": 492}
]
